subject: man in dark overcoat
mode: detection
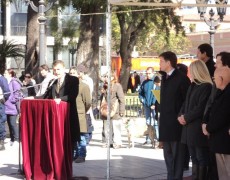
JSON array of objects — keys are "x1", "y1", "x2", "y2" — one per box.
[
  {"x1": 36, "y1": 60, "x2": 80, "y2": 145},
  {"x1": 159, "y1": 51, "x2": 191, "y2": 180}
]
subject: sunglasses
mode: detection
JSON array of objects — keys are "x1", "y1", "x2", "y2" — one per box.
[{"x1": 25, "y1": 76, "x2": 31, "y2": 78}]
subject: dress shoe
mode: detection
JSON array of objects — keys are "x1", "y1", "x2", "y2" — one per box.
[{"x1": 74, "y1": 157, "x2": 85, "y2": 163}]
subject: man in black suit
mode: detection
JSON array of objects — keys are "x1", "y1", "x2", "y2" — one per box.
[
  {"x1": 159, "y1": 51, "x2": 191, "y2": 180},
  {"x1": 37, "y1": 60, "x2": 80, "y2": 145}
]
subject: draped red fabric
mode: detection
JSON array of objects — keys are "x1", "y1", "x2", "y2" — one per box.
[{"x1": 20, "y1": 100, "x2": 72, "y2": 180}]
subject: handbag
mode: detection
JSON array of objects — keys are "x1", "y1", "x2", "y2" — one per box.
[{"x1": 100, "y1": 96, "x2": 119, "y2": 118}]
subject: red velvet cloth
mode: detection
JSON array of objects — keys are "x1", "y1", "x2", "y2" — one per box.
[{"x1": 20, "y1": 99, "x2": 72, "y2": 180}]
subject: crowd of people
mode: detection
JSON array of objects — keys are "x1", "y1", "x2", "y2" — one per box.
[
  {"x1": 0, "y1": 42, "x2": 229, "y2": 180},
  {"x1": 124, "y1": 43, "x2": 230, "y2": 180}
]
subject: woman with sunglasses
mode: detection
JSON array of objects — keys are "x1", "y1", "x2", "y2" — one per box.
[{"x1": 22, "y1": 72, "x2": 36, "y2": 97}]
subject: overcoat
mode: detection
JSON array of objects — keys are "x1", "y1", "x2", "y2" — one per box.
[
  {"x1": 41, "y1": 74, "x2": 80, "y2": 142},
  {"x1": 159, "y1": 69, "x2": 190, "y2": 141},
  {"x1": 180, "y1": 82, "x2": 212, "y2": 147},
  {"x1": 206, "y1": 83, "x2": 230, "y2": 154},
  {"x1": 76, "y1": 80, "x2": 91, "y2": 133}
]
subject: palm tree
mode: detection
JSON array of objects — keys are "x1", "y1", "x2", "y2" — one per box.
[{"x1": 0, "y1": 40, "x2": 25, "y2": 74}]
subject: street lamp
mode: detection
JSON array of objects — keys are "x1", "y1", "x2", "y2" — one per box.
[
  {"x1": 68, "y1": 41, "x2": 77, "y2": 66},
  {"x1": 196, "y1": 0, "x2": 228, "y2": 53},
  {"x1": 25, "y1": 0, "x2": 57, "y2": 66}
]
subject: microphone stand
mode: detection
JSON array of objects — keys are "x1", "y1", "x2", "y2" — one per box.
[{"x1": 17, "y1": 96, "x2": 23, "y2": 175}]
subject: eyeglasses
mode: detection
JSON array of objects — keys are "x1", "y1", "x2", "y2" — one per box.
[{"x1": 25, "y1": 76, "x2": 31, "y2": 78}]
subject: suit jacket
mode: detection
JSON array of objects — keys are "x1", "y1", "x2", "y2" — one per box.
[
  {"x1": 159, "y1": 69, "x2": 190, "y2": 142},
  {"x1": 206, "y1": 83, "x2": 230, "y2": 154},
  {"x1": 180, "y1": 82, "x2": 212, "y2": 147},
  {"x1": 38, "y1": 73, "x2": 80, "y2": 142}
]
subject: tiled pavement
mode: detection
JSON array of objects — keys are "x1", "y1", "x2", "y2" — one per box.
[{"x1": 0, "y1": 119, "x2": 192, "y2": 180}]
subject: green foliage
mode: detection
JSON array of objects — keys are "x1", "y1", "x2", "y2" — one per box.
[
  {"x1": 0, "y1": 40, "x2": 25, "y2": 59},
  {"x1": 62, "y1": 17, "x2": 79, "y2": 38},
  {"x1": 113, "y1": 5, "x2": 188, "y2": 56},
  {"x1": 151, "y1": 32, "x2": 192, "y2": 55},
  {"x1": 49, "y1": 5, "x2": 79, "y2": 54},
  {"x1": 112, "y1": 14, "x2": 120, "y2": 53},
  {"x1": 71, "y1": 0, "x2": 106, "y2": 12},
  {"x1": 0, "y1": 40, "x2": 25, "y2": 74}
]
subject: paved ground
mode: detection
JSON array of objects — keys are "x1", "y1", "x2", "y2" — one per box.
[{"x1": 0, "y1": 119, "x2": 192, "y2": 180}]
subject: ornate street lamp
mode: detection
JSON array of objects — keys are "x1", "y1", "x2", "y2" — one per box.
[
  {"x1": 196, "y1": 0, "x2": 228, "y2": 53},
  {"x1": 68, "y1": 40, "x2": 77, "y2": 67},
  {"x1": 25, "y1": 0, "x2": 58, "y2": 65}
]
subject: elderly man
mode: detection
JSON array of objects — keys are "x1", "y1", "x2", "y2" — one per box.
[
  {"x1": 202, "y1": 67, "x2": 230, "y2": 180},
  {"x1": 202, "y1": 51, "x2": 230, "y2": 180}
]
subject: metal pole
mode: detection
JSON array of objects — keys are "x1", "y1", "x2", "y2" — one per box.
[
  {"x1": 27, "y1": 0, "x2": 57, "y2": 66},
  {"x1": 209, "y1": 30, "x2": 215, "y2": 55},
  {"x1": 209, "y1": 10, "x2": 216, "y2": 55},
  {"x1": 38, "y1": 0, "x2": 46, "y2": 65},
  {"x1": 202, "y1": 9, "x2": 220, "y2": 56},
  {"x1": 106, "y1": 0, "x2": 112, "y2": 179},
  {"x1": 72, "y1": 52, "x2": 74, "y2": 66}
]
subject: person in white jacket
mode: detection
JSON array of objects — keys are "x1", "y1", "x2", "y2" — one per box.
[{"x1": 36, "y1": 64, "x2": 55, "y2": 96}]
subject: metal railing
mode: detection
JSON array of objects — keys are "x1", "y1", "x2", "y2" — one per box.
[{"x1": 125, "y1": 94, "x2": 144, "y2": 117}]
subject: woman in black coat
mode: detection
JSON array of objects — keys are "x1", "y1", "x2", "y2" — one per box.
[{"x1": 178, "y1": 60, "x2": 213, "y2": 179}]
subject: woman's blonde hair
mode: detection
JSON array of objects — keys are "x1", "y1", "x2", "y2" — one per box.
[{"x1": 189, "y1": 60, "x2": 213, "y2": 85}]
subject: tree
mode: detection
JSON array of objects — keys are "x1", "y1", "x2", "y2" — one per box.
[
  {"x1": 70, "y1": 0, "x2": 105, "y2": 100},
  {"x1": 151, "y1": 32, "x2": 192, "y2": 55},
  {"x1": 0, "y1": 40, "x2": 25, "y2": 74},
  {"x1": 25, "y1": 0, "x2": 39, "y2": 78},
  {"x1": 49, "y1": 4, "x2": 80, "y2": 60},
  {"x1": 114, "y1": 4, "x2": 185, "y2": 91}
]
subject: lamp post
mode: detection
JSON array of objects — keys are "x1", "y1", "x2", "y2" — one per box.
[
  {"x1": 25, "y1": 0, "x2": 57, "y2": 65},
  {"x1": 68, "y1": 41, "x2": 77, "y2": 67},
  {"x1": 196, "y1": 0, "x2": 228, "y2": 53}
]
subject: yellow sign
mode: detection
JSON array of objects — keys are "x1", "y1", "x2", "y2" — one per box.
[{"x1": 152, "y1": 90, "x2": 160, "y2": 104}]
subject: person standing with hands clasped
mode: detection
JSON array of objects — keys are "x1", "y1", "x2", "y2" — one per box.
[
  {"x1": 178, "y1": 60, "x2": 213, "y2": 180},
  {"x1": 159, "y1": 51, "x2": 191, "y2": 180},
  {"x1": 202, "y1": 67, "x2": 230, "y2": 180}
]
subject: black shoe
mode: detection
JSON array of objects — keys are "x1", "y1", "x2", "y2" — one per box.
[{"x1": 74, "y1": 157, "x2": 85, "y2": 163}]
